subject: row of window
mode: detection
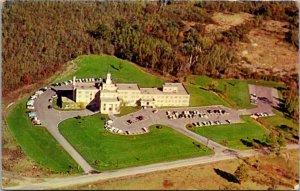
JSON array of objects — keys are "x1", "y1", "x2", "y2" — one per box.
[
  {"x1": 119, "y1": 95, "x2": 189, "y2": 100},
  {"x1": 77, "y1": 95, "x2": 94, "y2": 101},
  {"x1": 102, "y1": 103, "x2": 119, "y2": 111},
  {"x1": 118, "y1": 91, "x2": 139, "y2": 94},
  {"x1": 155, "y1": 99, "x2": 188, "y2": 103}
]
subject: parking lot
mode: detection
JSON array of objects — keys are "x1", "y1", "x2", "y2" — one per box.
[
  {"x1": 247, "y1": 84, "x2": 279, "y2": 115},
  {"x1": 109, "y1": 105, "x2": 243, "y2": 135},
  {"x1": 30, "y1": 83, "x2": 279, "y2": 170}
]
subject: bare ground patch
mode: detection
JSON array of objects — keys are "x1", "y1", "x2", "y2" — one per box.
[
  {"x1": 237, "y1": 20, "x2": 298, "y2": 75},
  {"x1": 205, "y1": 12, "x2": 254, "y2": 33}
]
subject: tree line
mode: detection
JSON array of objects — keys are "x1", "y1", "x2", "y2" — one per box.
[{"x1": 2, "y1": 1, "x2": 298, "y2": 96}]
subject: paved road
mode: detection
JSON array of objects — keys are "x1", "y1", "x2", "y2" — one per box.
[
  {"x1": 6, "y1": 144, "x2": 298, "y2": 190},
  {"x1": 32, "y1": 84, "x2": 279, "y2": 174},
  {"x1": 111, "y1": 106, "x2": 238, "y2": 153},
  {"x1": 34, "y1": 88, "x2": 97, "y2": 173}
]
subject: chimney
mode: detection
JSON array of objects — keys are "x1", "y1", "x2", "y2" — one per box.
[{"x1": 73, "y1": 76, "x2": 76, "y2": 87}]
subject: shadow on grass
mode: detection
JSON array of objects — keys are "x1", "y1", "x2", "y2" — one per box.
[
  {"x1": 253, "y1": 139, "x2": 269, "y2": 147},
  {"x1": 199, "y1": 87, "x2": 209, "y2": 91},
  {"x1": 273, "y1": 97, "x2": 295, "y2": 120},
  {"x1": 240, "y1": 139, "x2": 253, "y2": 147},
  {"x1": 213, "y1": 168, "x2": 240, "y2": 184},
  {"x1": 110, "y1": 64, "x2": 119, "y2": 71}
]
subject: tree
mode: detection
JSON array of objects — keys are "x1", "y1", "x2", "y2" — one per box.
[
  {"x1": 208, "y1": 80, "x2": 217, "y2": 91},
  {"x1": 21, "y1": 73, "x2": 32, "y2": 85},
  {"x1": 277, "y1": 133, "x2": 286, "y2": 147},
  {"x1": 265, "y1": 132, "x2": 278, "y2": 148}
]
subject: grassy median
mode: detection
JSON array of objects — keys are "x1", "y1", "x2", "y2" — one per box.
[
  {"x1": 59, "y1": 113, "x2": 213, "y2": 170},
  {"x1": 190, "y1": 116, "x2": 268, "y2": 150}
]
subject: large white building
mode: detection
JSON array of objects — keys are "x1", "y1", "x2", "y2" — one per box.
[{"x1": 72, "y1": 73, "x2": 190, "y2": 114}]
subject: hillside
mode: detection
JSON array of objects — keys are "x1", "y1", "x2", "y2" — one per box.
[{"x1": 2, "y1": 1, "x2": 299, "y2": 97}]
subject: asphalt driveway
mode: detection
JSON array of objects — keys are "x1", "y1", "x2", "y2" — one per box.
[{"x1": 32, "y1": 84, "x2": 279, "y2": 173}]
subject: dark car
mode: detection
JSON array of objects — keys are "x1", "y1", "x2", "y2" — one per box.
[
  {"x1": 48, "y1": 105, "x2": 52, "y2": 109},
  {"x1": 136, "y1": 116, "x2": 144, "y2": 120},
  {"x1": 127, "y1": 120, "x2": 132, "y2": 124}
]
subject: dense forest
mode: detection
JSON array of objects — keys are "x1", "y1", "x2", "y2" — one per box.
[{"x1": 2, "y1": 1, "x2": 298, "y2": 96}]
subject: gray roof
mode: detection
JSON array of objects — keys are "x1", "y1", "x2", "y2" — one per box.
[
  {"x1": 116, "y1": 83, "x2": 140, "y2": 91},
  {"x1": 101, "y1": 97, "x2": 120, "y2": 103}
]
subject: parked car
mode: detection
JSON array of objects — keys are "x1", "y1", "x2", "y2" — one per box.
[
  {"x1": 48, "y1": 105, "x2": 52, "y2": 109},
  {"x1": 136, "y1": 116, "x2": 144, "y2": 120},
  {"x1": 33, "y1": 121, "x2": 41, "y2": 125}
]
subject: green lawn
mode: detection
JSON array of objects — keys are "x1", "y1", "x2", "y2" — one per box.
[
  {"x1": 190, "y1": 116, "x2": 268, "y2": 150},
  {"x1": 259, "y1": 110, "x2": 298, "y2": 140},
  {"x1": 262, "y1": 110, "x2": 298, "y2": 130},
  {"x1": 186, "y1": 85, "x2": 230, "y2": 107},
  {"x1": 116, "y1": 106, "x2": 141, "y2": 117},
  {"x1": 59, "y1": 114, "x2": 213, "y2": 170},
  {"x1": 246, "y1": 79, "x2": 286, "y2": 89},
  {"x1": 60, "y1": 54, "x2": 164, "y2": 88},
  {"x1": 188, "y1": 75, "x2": 285, "y2": 109},
  {"x1": 6, "y1": 98, "x2": 83, "y2": 173}
]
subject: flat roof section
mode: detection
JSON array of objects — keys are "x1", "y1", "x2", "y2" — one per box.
[
  {"x1": 164, "y1": 83, "x2": 189, "y2": 95},
  {"x1": 101, "y1": 97, "x2": 120, "y2": 103},
  {"x1": 76, "y1": 83, "x2": 99, "y2": 90},
  {"x1": 140, "y1": 88, "x2": 162, "y2": 95},
  {"x1": 51, "y1": 84, "x2": 73, "y2": 91},
  {"x1": 141, "y1": 83, "x2": 189, "y2": 95},
  {"x1": 116, "y1": 83, "x2": 140, "y2": 91}
]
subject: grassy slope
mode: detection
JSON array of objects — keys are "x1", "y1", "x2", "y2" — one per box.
[
  {"x1": 259, "y1": 110, "x2": 298, "y2": 140},
  {"x1": 191, "y1": 116, "x2": 268, "y2": 150},
  {"x1": 58, "y1": 54, "x2": 231, "y2": 107},
  {"x1": 186, "y1": 85, "x2": 230, "y2": 107},
  {"x1": 61, "y1": 55, "x2": 164, "y2": 88},
  {"x1": 262, "y1": 110, "x2": 298, "y2": 130},
  {"x1": 59, "y1": 114, "x2": 213, "y2": 170},
  {"x1": 6, "y1": 98, "x2": 82, "y2": 173},
  {"x1": 188, "y1": 75, "x2": 285, "y2": 109}
]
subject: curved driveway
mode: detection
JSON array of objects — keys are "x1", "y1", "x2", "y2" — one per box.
[
  {"x1": 34, "y1": 88, "x2": 97, "y2": 173},
  {"x1": 110, "y1": 106, "x2": 242, "y2": 153},
  {"x1": 33, "y1": 84, "x2": 279, "y2": 174}
]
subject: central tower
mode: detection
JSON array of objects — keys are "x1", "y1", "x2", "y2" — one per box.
[{"x1": 106, "y1": 72, "x2": 112, "y2": 85}]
